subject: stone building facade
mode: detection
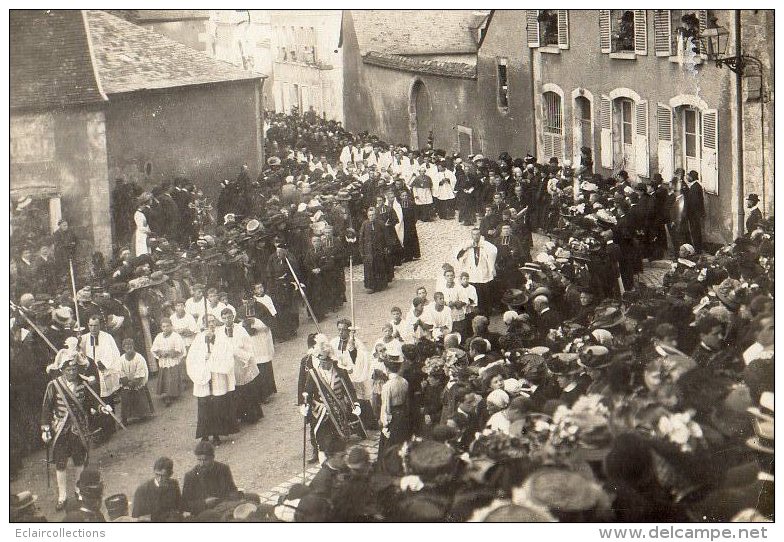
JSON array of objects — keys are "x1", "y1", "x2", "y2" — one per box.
[
  {"x1": 525, "y1": 9, "x2": 773, "y2": 242},
  {"x1": 11, "y1": 10, "x2": 265, "y2": 256}
]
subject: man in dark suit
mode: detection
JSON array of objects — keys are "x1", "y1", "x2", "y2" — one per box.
[
  {"x1": 132, "y1": 457, "x2": 182, "y2": 521},
  {"x1": 614, "y1": 201, "x2": 637, "y2": 291},
  {"x1": 532, "y1": 295, "x2": 562, "y2": 341},
  {"x1": 651, "y1": 175, "x2": 670, "y2": 259},
  {"x1": 181, "y1": 441, "x2": 240, "y2": 515},
  {"x1": 683, "y1": 170, "x2": 706, "y2": 252},
  {"x1": 447, "y1": 390, "x2": 483, "y2": 450},
  {"x1": 745, "y1": 193, "x2": 764, "y2": 234}
]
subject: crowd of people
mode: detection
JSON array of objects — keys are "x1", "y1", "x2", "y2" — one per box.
[{"x1": 10, "y1": 108, "x2": 774, "y2": 522}]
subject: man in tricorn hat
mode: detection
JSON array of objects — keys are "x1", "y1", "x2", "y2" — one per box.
[
  {"x1": 41, "y1": 351, "x2": 105, "y2": 511},
  {"x1": 378, "y1": 342, "x2": 410, "y2": 453}
]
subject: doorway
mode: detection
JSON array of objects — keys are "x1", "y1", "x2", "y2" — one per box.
[{"x1": 410, "y1": 80, "x2": 432, "y2": 150}]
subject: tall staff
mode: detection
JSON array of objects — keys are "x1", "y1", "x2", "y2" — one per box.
[
  {"x1": 68, "y1": 259, "x2": 81, "y2": 335},
  {"x1": 284, "y1": 254, "x2": 321, "y2": 334},
  {"x1": 17, "y1": 309, "x2": 127, "y2": 431},
  {"x1": 345, "y1": 229, "x2": 358, "y2": 335}
]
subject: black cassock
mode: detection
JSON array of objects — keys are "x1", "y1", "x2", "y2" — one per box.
[
  {"x1": 376, "y1": 203, "x2": 403, "y2": 271},
  {"x1": 358, "y1": 218, "x2": 388, "y2": 291},
  {"x1": 266, "y1": 253, "x2": 299, "y2": 340},
  {"x1": 399, "y1": 201, "x2": 421, "y2": 261}
]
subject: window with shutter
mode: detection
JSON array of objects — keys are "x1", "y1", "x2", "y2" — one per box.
[
  {"x1": 634, "y1": 10, "x2": 647, "y2": 55},
  {"x1": 527, "y1": 10, "x2": 540, "y2": 48},
  {"x1": 634, "y1": 101, "x2": 650, "y2": 177},
  {"x1": 654, "y1": 10, "x2": 672, "y2": 56},
  {"x1": 612, "y1": 10, "x2": 636, "y2": 53},
  {"x1": 701, "y1": 109, "x2": 718, "y2": 194},
  {"x1": 600, "y1": 96, "x2": 613, "y2": 168},
  {"x1": 657, "y1": 103, "x2": 674, "y2": 181},
  {"x1": 599, "y1": 10, "x2": 611, "y2": 53},
  {"x1": 697, "y1": 10, "x2": 708, "y2": 55},
  {"x1": 539, "y1": 10, "x2": 559, "y2": 46},
  {"x1": 557, "y1": 10, "x2": 569, "y2": 49},
  {"x1": 543, "y1": 92, "x2": 564, "y2": 161}
]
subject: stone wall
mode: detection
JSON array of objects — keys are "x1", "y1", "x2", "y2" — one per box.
[
  {"x1": 104, "y1": 80, "x2": 263, "y2": 205},
  {"x1": 10, "y1": 107, "x2": 112, "y2": 256}
]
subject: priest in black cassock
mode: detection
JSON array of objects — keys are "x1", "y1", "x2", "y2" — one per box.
[
  {"x1": 358, "y1": 207, "x2": 389, "y2": 293},
  {"x1": 399, "y1": 191, "x2": 421, "y2": 262}
]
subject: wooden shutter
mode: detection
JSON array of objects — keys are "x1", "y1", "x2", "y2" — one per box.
[
  {"x1": 696, "y1": 10, "x2": 709, "y2": 55},
  {"x1": 634, "y1": 100, "x2": 650, "y2": 177},
  {"x1": 527, "y1": 10, "x2": 540, "y2": 48},
  {"x1": 558, "y1": 10, "x2": 569, "y2": 49},
  {"x1": 599, "y1": 10, "x2": 612, "y2": 53},
  {"x1": 654, "y1": 10, "x2": 672, "y2": 56},
  {"x1": 600, "y1": 95, "x2": 613, "y2": 168},
  {"x1": 634, "y1": 10, "x2": 648, "y2": 55},
  {"x1": 701, "y1": 109, "x2": 719, "y2": 194},
  {"x1": 656, "y1": 103, "x2": 674, "y2": 182}
]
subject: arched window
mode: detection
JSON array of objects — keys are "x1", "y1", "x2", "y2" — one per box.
[{"x1": 542, "y1": 91, "x2": 563, "y2": 160}]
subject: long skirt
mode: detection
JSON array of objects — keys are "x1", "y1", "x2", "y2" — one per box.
[
  {"x1": 120, "y1": 387, "x2": 153, "y2": 423},
  {"x1": 156, "y1": 364, "x2": 185, "y2": 400},
  {"x1": 196, "y1": 393, "x2": 239, "y2": 439},
  {"x1": 363, "y1": 254, "x2": 389, "y2": 291},
  {"x1": 257, "y1": 362, "x2": 277, "y2": 400},
  {"x1": 235, "y1": 382, "x2": 263, "y2": 424}
]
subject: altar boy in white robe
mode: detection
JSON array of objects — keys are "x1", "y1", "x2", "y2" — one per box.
[
  {"x1": 216, "y1": 308, "x2": 262, "y2": 424},
  {"x1": 186, "y1": 316, "x2": 238, "y2": 445}
]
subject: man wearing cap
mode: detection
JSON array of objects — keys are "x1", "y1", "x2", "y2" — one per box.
[
  {"x1": 455, "y1": 228, "x2": 498, "y2": 317},
  {"x1": 41, "y1": 352, "x2": 103, "y2": 510},
  {"x1": 745, "y1": 193, "x2": 763, "y2": 234},
  {"x1": 64, "y1": 468, "x2": 106, "y2": 521},
  {"x1": 182, "y1": 441, "x2": 240, "y2": 515},
  {"x1": 683, "y1": 170, "x2": 705, "y2": 252}
]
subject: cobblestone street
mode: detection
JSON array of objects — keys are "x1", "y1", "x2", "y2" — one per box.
[{"x1": 11, "y1": 217, "x2": 665, "y2": 517}]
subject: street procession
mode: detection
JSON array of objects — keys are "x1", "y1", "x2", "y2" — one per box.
[{"x1": 8, "y1": 8, "x2": 775, "y2": 526}]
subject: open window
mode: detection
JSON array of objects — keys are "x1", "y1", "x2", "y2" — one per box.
[
  {"x1": 527, "y1": 10, "x2": 569, "y2": 50},
  {"x1": 600, "y1": 10, "x2": 647, "y2": 56}
]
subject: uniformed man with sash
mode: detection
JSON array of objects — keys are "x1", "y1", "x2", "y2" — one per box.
[
  {"x1": 300, "y1": 336, "x2": 362, "y2": 462},
  {"x1": 41, "y1": 349, "x2": 110, "y2": 511}
]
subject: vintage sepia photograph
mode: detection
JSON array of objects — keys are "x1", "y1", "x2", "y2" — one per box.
[{"x1": 6, "y1": 3, "x2": 776, "y2": 527}]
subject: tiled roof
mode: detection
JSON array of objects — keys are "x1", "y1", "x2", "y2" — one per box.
[
  {"x1": 132, "y1": 10, "x2": 211, "y2": 22},
  {"x1": 85, "y1": 10, "x2": 263, "y2": 95},
  {"x1": 10, "y1": 10, "x2": 106, "y2": 110},
  {"x1": 363, "y1": 51, "x2": 476, "y2": 79},
  {"x1": 350, "y1": 10, "x2": 489, "y2": 56}
]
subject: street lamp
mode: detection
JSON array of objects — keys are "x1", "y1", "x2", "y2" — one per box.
[
  {"x1": 696, "y1": 24, "x2": 764, "y2": 101},
  {"x1": 695, "y1": 11, "x2": 769, "y2": 238}
]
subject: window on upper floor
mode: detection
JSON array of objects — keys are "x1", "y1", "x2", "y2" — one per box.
[
  {"x1": 497, "y1": 58, "x2": 509, "y2": 110},
  {"x1": 599, "y1": 10, "x2": 647, "y2": 56},
  {"x1": 612, "y1": 10, "x2": 636, "y2": 52},
  {"x1": 538, "y1": 10, "x2": 559, "y2": 46},
  {"x1": 653, "y1": 10, "x2": 712, "y2": 58},
  {"x1": 526, "y1": 10, "x2": 569, "y2": 50}
]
